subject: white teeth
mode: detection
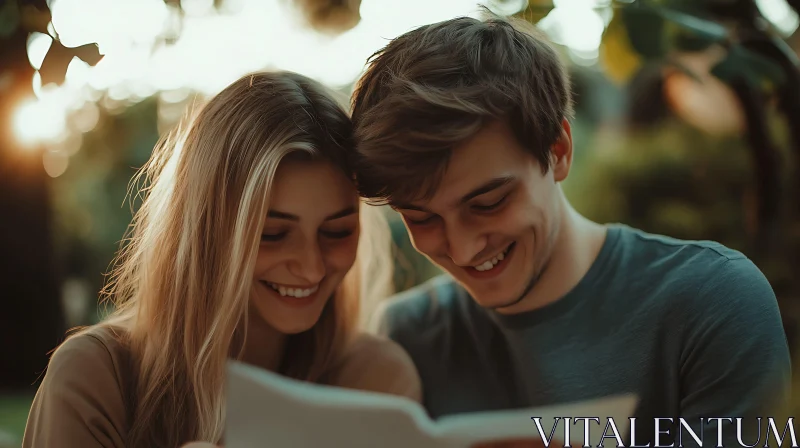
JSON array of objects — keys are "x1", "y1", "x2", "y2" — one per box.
[
  {"x1": 472, "y1": 244, "x2": 511, "y2": 271},
  {"x1": 268, "y1": 283, "x2": 319, "y2": 298},
  {"x1": 475, "y1": 258, "x2": 498, "y2": 272}
]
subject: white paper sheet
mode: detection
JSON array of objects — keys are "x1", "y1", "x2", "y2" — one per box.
[{"x1": 225, "y1": 360, "x2": 638, "y2": 448}]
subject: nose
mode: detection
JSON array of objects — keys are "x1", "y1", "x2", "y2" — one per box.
[
  {"x1": 445, "y1": 219, "x2": 487, "y2": 267},
  {"x1": 288, "y1": 238, "x2": 326, "y2": 284}
]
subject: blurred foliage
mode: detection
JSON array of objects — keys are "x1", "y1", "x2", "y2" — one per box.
[
  {"x1": 50, "y1": 98, "x2": 160, "y2": 321},
  {"x1": 564, "y1": 113, "x2": 798, "y2": 301},
  {"x1": 592, "y1": 0, "x2": 791, "y2": 89},
  {"x1": 388, "y1": 212, "x2": 443, "y2": 292},
  {"x1": 568, "y1": 119, "x2": 748, "y2": 243},
  {"x1": 602, "y1": 11, "x2": 645, "y2": 84},
  {"x1": 0, "y1": 395, "x2": 32, "y2": 447}
]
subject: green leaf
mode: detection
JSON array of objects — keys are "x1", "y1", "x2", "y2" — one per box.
[
  {"x1": 620, "y1": 2, "x2": 729, "y2": 58},
  {"x1": 710, "y1": 44, "x2": 787, "y2": 90},
  {"x1": 657, "y1": 7, "x2": 729, "y2": 42},
  {"x1": 621, "y1": 5, "x2": 668, "y2": 58},
  {"x1": 672, "y1": 32, "x2": 716, "y2": 52},
  {"x1": 39, "y1": 40, "x2": 103, "y2": 86}
]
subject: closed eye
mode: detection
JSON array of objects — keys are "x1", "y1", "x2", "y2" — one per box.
[
  {"x1": 261, "y1": 232, "x2": 287, "y2": 242},
  {"x1": 404, "y1": 215, "x2": 436, "y2": 226},
  {"x1": 472, "y1": 194, "x2": 508, "y2": 212},
  {"x1": 320, "y1": 229, "x2": 354, "y2": 239}
]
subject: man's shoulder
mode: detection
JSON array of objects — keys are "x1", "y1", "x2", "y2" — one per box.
[
  {"x1": 615, "y1": 223, "x2": 746, "y2": 265},
  {"x1": 616, "y1": 230, "x2": 791, "y2": 424},
  {"x1": 371, "y1": 274, "x2": 466, "y2": 340},
  {"x1": 614, "y1": 224, "x2": 775, "y2": 313},
  {"x1": 612, "y1": 224, "x2": 757, "y2": 286}
]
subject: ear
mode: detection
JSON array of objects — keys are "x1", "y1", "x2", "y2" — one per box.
[{"x1": 550, "y1": 118, "x2": 573, "y2": 183}]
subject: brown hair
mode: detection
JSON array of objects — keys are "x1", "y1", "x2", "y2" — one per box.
[{"x1": 350, "y1": 9, "x2": 574, "y2": 205}]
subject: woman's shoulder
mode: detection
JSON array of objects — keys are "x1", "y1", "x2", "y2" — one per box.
[
  {"x1": 50, "y1": 325, "x2": 129, "y2": 374},
  {"x1": 40, "y1": 324, "x2": 132, "y2": 399},
  {"x1": 23, "y1": 325, "x2": 132, "y2": 447},
  {"x1": 342, "y1": 333, "x2": 414, "y2": 366},
  {"x1": 326, "y1": 333, "x2": 422, "y2": 402}
]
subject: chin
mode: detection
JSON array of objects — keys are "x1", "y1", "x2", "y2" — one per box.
[
  {"x1": 456, "y1": 267, "x2": 537, "y2": 310},
  {"x1": 443, "y1": 244, "x2": 534, "y2": 309},
  {"x1": 272, "y1": 321, "x2": 317, "y2": 335},
  {"x1": 470, "y1": 289, "x2": 522, "y2": 309},
  {"x1": 258, "y1": 307, "x2": 325, "y2": 335},
  {"x1": 250, "y1": 289, "x2": 329, "y2": 335},
  {"x1": 268, "y1": 303, "x2": 327, "y2": 334}
]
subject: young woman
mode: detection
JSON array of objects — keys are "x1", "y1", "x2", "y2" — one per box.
[{"x1": 22, "y1": 71, "x2": 421, "y2": 448}]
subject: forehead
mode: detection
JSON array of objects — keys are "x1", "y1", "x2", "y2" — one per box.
[
  {"x1": 413, "y1": 120, "x2": 537, "y2": 207},
  {"x1": 269, "y1": 159, "x2": 358, "y2": 215}
]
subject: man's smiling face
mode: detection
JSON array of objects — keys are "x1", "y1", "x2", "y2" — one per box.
[{"x1": 393, "y1": 119, "x2": 572, "y2": 310}]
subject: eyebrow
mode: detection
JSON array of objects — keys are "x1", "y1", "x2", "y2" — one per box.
[
  {"x1": 267, "y1": 206, "x2": 357, "y2": 222},
  {"x1": 393, "y1": 176, "x2": 515, "y2": 213}
]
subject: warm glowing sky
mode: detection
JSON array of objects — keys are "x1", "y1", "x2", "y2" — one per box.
[{"x1": 13, "y1": 0, "x2": 799, "y2": 177}]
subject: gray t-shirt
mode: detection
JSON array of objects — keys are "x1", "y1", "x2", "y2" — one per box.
[{"x1": 376, "y1": 224, "x2": 791, "y2": 447}]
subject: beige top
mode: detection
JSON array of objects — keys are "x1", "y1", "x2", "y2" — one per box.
[{"x1": 22, "y1": 326, "x2": 422, "y2": 448}]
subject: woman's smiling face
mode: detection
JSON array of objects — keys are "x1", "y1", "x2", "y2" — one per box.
[{"x1": 250, "y1": 158, "x2": 361, "y2": 334}]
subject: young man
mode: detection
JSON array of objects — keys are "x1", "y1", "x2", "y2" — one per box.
[{"x1": 349, "y1": 10, "x2": 791, "y2": 448}]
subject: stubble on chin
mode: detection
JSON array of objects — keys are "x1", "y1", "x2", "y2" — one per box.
[{"x1": 486, "y1": 244, "x2": 553, "y2": 312}]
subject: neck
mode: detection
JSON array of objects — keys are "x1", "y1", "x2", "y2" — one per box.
[
  {"x1": 496, "y1": 187, "x2": 607, "y2": 315},
  {"x1": 240, "y1": 306, "x2": 286, "y2": 372}
]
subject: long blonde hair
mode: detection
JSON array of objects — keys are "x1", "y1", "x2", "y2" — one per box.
[{"x1": 89, "y1": 71, "x2": 393, "y2": 447}]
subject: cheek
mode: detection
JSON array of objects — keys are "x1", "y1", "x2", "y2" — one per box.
[
  {"x1": 405, "y1": 225, "x2": 441, "y2": 255},
  {"x1": 503, "y1": 208, "x2": 537, "y2": 232},
  {"x1": 252, "y1": 245, "x2": 283, "y2": 277},
  {"x1": 506, "y1": 192, "x2": 549, "y2": 231},
  {"x1": 323, "y1": 238, "x2": 359, "y2": 273}
]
